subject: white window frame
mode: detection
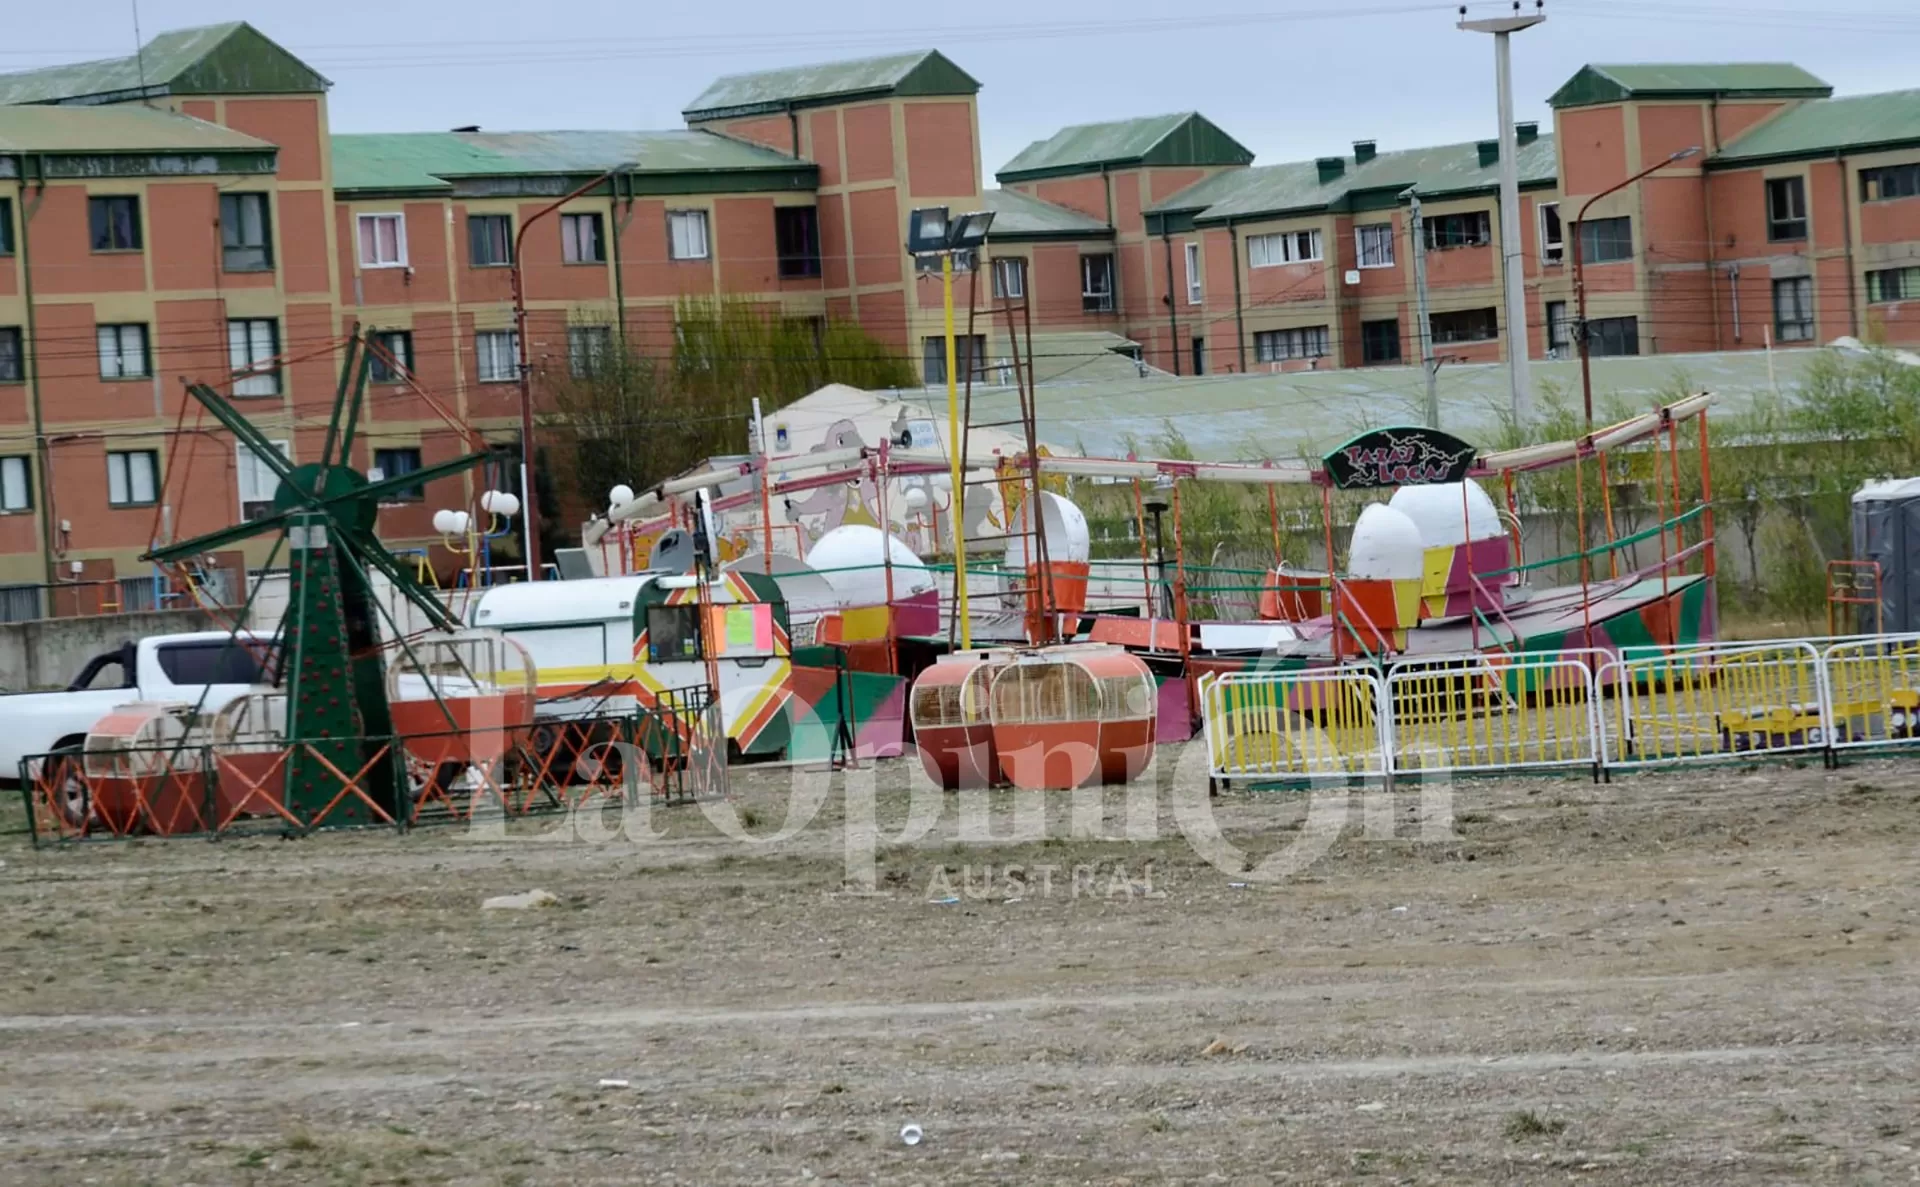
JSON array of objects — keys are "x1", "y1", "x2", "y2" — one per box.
[
  {"x1": 1773, "y1": 275, "x2": 1814, "y2": 343},
  {"x1": 1355, "y1": 223, "x2": 1395, "y2": 269},
  {"x1": 96, "y1": 323, "x2": 149, "y2": 379},
  {"x1": 476, "y1": 330, "x2": 520, "y2": 383},
  {"x1": 107, "y1": 450, "x2": 159, "y2": 507},
  {"x1": 1253, "y1": 325, "x2": 1330, "y2": 363},
  {"x1": 237, "y1": 439, "x2": 289, "y2": 519},
  {"x1": 0, "y1": 456, "x2": 30, "y2": 512},
  {"x1": 1537, "y1": 201, "x2": 1564, "y2": 265},
  {"x1": 568, "y1": 325, "x2": 611, "y2": 378},
  {"x1": 1080, "y1": 253, "x2": 1116, "y2": 312},
  {"x1": 227, "y1": 318, "x2": 280, "y2": 397},
  {"x1": 356, "y1": 212, "x2": 407, "y2": 269},
  {"x1": 1247, "y1": 229, "x2": 1323, "y2": 268},
  {"x1": 561, "y1": 212, "x2": 605, "y2": 264},
  {"x1": 991, "y1": 256, "x2": 1026, "y2": 300},
  {"x1": 668, "y1": 210, "x2": 710, "y2": 261},
  {"x1": 1185, "y1": 241, "x2": 1202, "y2": 304}
]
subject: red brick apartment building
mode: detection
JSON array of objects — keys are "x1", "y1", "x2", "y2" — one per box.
[{"x1": 0, "y1": 24, "x2": 1916, "y2": 599}]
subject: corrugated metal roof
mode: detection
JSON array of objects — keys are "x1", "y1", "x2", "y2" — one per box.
[
  {"x1": 1713, "y1": 87, "x2": 1920, "y2": 162},
  {"x1": 1024, "y1": 331, "x2": 1148, "y2": 385},
  {"x1": 0, "y1": 22, "x2": 326, "y2": 106},
  {"x1": 330, "y1": 129, "x2": 811, "y2": 193},
  {"x1": 1550, "y1": 63, "x2": 1830, "y2": 109},
  {"x1": 1149, "y1": 135, "x2": 1559, "y2": 223},
  {"x1": 682, "y1": 49, "x2": 978, "y2": 121},
  {"x1": 0, "y1": 103, "x2": 274, "y2": 153},
  {"x1": 982, "y1": 188, "x2": 1111, "y2": 238},
  {"x1": 996, "y1": 112, "x2": 1253, "y2": 181}
]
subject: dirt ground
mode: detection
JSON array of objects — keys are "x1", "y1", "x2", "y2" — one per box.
[{"x1": 2, "y1": 743, "x2": 1918, "y2": 1186}]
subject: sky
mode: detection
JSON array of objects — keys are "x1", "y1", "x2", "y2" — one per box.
[{"x1": 7, "y1": 0, "x2": 1920, "y2": 177}]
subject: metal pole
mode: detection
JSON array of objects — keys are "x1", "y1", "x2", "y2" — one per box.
[
  {"x1": 943, "y1": 252, "x2": 969, "y2": 649},
  {"x1": 1405, "y1": 189, "x2": 1438, "y2": 427}
]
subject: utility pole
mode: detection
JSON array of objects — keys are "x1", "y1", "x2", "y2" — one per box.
[
  {"x1": 1403, "y1": 187, "x2": 1439, "y2": 428},
  {"x1": 1459, "y1": 1, "x2": 1544, "y2": 424}
]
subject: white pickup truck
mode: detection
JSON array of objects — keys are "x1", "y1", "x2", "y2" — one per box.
[{"x1": 0, "y1": 631, "x2": 275, "y2": 782}]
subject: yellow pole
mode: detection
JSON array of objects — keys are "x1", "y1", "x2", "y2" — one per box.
[{"x1": 944, "y1": 252, "x2": 970, "y2": 648}]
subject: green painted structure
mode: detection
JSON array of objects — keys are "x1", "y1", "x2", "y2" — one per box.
[
  {"x1": 682, "y1": 49, "x2": 980, "y2": 122},
  {"x1": 997, "y1": 112, "x2": 1253, "y2": 184}
]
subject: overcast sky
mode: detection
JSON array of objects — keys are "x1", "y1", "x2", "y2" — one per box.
[{"x1": 10, "y1": 0, "x2": 1920, "y2": 177}]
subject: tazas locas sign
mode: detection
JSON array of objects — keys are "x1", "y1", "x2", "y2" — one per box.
[{"x1": 1323, "y1": 427, "x2": 1478, "y2": 489}]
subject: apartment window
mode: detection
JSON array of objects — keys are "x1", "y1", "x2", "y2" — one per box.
[
  {"x1": 1538, "y1": 202, "x2": 1563, "y2": 265},
  {"x1": 1253, "y1": 325, "x2": 1329, "y2": 363},
  {"x1": 220, "y1": 193, "x2": 273, "y2": 271},
  {"x1": 107, "y1": 450, "x2": 159, "y2": 507},
  {"x1": 1766, "y1": 177, "x2": 1807, "y2": 242},
  {"x1": 227, "y1": 318, "x2": 280, "y2": 397},
  {"x1": 89, "y1": 196, "x2": 141, "y2": 252},
  {"x1": 357, "y1": 212, "x2": 406, "y2": 268},
  {"x1": 1081, "y1": 253, "x2": 1116, "y2": 312},
  {"x1": 0, "y1": 197, "x2": 13, "y2": 255},
  {"x1": 0, "y1": 456, "x2": 29, "y2": 512},
  {"x1": 0, "y1": 328, "x2": 19, "y2": 382},
  {"x1": 370, "y1": 330, "x2": 413, "y2": 383},
  {"x1": 922, "y1": 334, "x2": 986, "y2": 385},
  {"x1": 1184, "y1": 241, "x2": 1202, "y2": 304},
  {"x1": 1861, "y1": 163, "x2": 1920, "y2": 203},
  {"x1": 1867, "y1": 266, "x2": 1920, "y2": 303},
  {"x1": 569, "y1": 325, "x2": 611, "y2": 378},
  {"x1": 1190, "y1": 336, "x2": 1205, "y2": 375},
  {"x1": 1773, "y1": 276, "x2": 1814, "y2": 342},
  {"x1": 237, "y1": 439, "x2": 289, "y2": 520},
  {"x1": 476, "y1": 331, "x2": 519, "y2": 383},
  {"x1": 1546, "y1": 301, "x2": 1570, "y2": 356},
  {"x1": 560, "y1": 213, "x2": 605, "y2": 264},
  {"x1": 372, "y1": 447, "x2": 424, "y2": 503},
  {"x1": 486, "y1": 442, "x2": 523, "y2": 498},
  {"x1": 96, "y1": 324, "x2": 149, "y2": 379},
  {"x1": 1356, "y1": 223, "x2": 1395, "y2": 269},
  {"x1": 1578, "y1": 216, "x2": 1632, "y2": 264},
  {"x1": 469, "y1": 214, "x2": 512, "y2": 267},
  {"x1": 1361, "y1": 319, "x2": 1400, "y2": 364},
  {"x1": 1586, "y1": 316, "x2": 1639, "y2": 357},
  {"x1": 1247, "y1": 229, "x2": 1323, "y2": 267},
  {"x1": 1430, "y1": 307, "x2": 1498, "y2": 344},
  {"x1": 774, "y1": 206, "x2": 821, "y2": 278},
  {"x1": 1423, "y1": 211, "x2": 1490, "y2": 250},
  {"x1": 991, "y1": 256, "x2": 1026, "y2": 300},
  {"x1": 668, "y1": 210, "x2": 710, "y2": 260}
]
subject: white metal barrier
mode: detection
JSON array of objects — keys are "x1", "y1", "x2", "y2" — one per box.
[
  {"x1": 1822, "y1": 633, "x2": 1920, "y2": 752},
  {"x1": 1384, "y1": 655, "x2": 1601, "y2": 779},
  {"x1": 1201, "y1": 668, "x2": 1388, "y2": 786},
  {"x1": 1600, "y1": 639, "x2": 1830, "y2": 768}
]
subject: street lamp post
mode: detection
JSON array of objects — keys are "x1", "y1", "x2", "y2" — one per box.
[
  {"x1": 1572, "y1": 145, "x2": 1701, "y2": 429},
  {"x1": 906, "y1": 206, "x2": 995, "y2": 649}
]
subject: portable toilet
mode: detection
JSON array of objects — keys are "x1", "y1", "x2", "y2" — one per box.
[{"x1": 1850, "y1": 478, "x2": 1920, "y2": 632}]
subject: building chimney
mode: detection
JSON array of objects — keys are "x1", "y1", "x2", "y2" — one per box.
[
  {"x1": 1316, "y1": 156, "x2": 1346, "y2": 184},
  {"x1": 1515, "y1": 121, "x2": 1539, "y2": 146},
  {"x1": 1477, "y1": 140, "x2": 1499, "y2": 167},
  {"x1": 1353, "y1": 140, "x2": 1377, "y2": 164}
]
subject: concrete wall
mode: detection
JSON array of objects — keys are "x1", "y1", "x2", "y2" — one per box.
[{"x1": 0, "y1": 609, "x2": 217, "y2": 692}]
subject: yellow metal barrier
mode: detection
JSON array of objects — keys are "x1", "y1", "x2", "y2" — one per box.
[
  {"x1": 1386, "y1": 657, "x2": 1599, "y2": 777},
  {"x1": 1602, "y1": 641, "x2": 1829, "y2": 766},
  {"x1": 1201, "y1": 668, "x2": 1387, "y2": 787},
  {"x1": 1823, "y1": 634, "x2": 1920, "y2": 750}
]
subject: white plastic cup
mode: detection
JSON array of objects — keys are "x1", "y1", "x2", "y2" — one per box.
[{"x1": 899, "y1": 1123, "x2": 924, "y2": 1147}]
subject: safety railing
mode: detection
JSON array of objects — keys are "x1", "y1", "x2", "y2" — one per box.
[
  {"x1": 1201, "y1": 667, "x2": 1388, "y2": 789},
  {"x1": 1600, "y1": 639, "x2": 1829, "y2": 768},
  {"x1": 1385, "y1": 655, "x2": 1601, "y2": 779}
]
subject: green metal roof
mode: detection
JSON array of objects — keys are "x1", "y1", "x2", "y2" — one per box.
[
  {"x1": 330, "y1": 129, "x2": 816, "y2": 196},
  {"x1": 996, "y1": 112, "x2": 1254, "y2": 183},
  {"x1": 0, "y1": 22, "x2": 328, "y2": 107},
  {"x1": 0, "y1": 104, "x2": 274, "y2": 154},
  {"x1": 1549, "y1": 63, "x2": 1830, "y2": 110},
  {"x1": 682, "y1": 50, "x2": 978, "y2": 122},
  {"x1": 1148, "y1": 135, "x2": 1559, "y2": 225},
  {"x1": 1712, "y1": 87, "x2": 1920, "y2": 164},
  {"x1": 982, "y1": 188, "x2": 1111, "y2": 240}
]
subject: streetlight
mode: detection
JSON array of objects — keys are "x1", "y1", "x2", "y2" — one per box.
[
  {"x1": 907, "y1": 205, "x2": 995, "y2": 648},
  {"x1": 1572, "y1": 145, "x2": 1701, "y2": 429},
  {"x1": 433, "y1": 490, "x2": 521, "y2": 587}
]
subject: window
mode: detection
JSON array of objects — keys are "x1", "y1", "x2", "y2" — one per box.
[
  {"x1": 1538, "y1": 202, "x2": 1563, "y2": 265},
  {"x1": 1081, "y1": 253, "x2": 1115, "y2": 312},
  {"x1": 668, "y1": 210, "x2": 710, "y2": 260},
  {"x1": 1253, "y1": 326, "x2": 1329, "y2": 363},
  {"x1": 1586, "y1": 316, "x2": 1639, "y2": 357},
  {"x1": 774, "y1": 206, "x2": 821, "y2": 278},
  {"x1": 1867, "y1": 266, "x2": 1920, "y2": 303},
  {"x1": 1191, "y1": 336, "x2": 1205, "y2": 376},
  {"x1": 0, "y1": 197, "x2": 15, "y2": 255},
  {"x1": 1429, "y1": 307, "x2": 1498, "y2": 344},
  {"x1": 486, "y1": 442, "x2": 522, "y2": 497},
  {"x1": 1423, "y1": 211, "x2": 1491, "y2": 250},
  {"x1": 88, "y1": 196, "x2": 141, "y2": 251},
  {"x1": 468, "y1": 214, "x2": 512, "y2": 267},
  {"x1": 237, "y1": 439, "x2": 289, "y2": 520},
  {"x1": 922, "y1": 334, "x2": 986, "y2": 385},
  {"x1": 560, "y1": 213, "x2": 604, "y2": 264},
  {"x1": 1773, "y1": 276, "x2": 1814, "y2": 342},
  {"x1": 476, "y1": 331, "x2": 519, "y2": 382},
  {"x1": 96, "y1": 324, "x2": 148, "y2": 379},
  {"x1": 1356, "y1": 223, "x2": 1395, "y2": 269},
  {"x1": 1546, "y1": 301, "x2": 1570, "y2": 356},
  {"x1": 219, "y1": 193, "x2": 272, "y2": 271},
  {"x1": 1578, "y1": 216, "x2": 1633, "y2": 264},
  {"x1": 647, "y1": 605, "x2": 702, "y2": 663},
  {"x1": 1184, "y1": 241, "x2": 1201, "y2": 304},
  {"x1": 1247, "y1": 229, "x2": 1323, "y2": 267},
  {"x1": 1862, "y1": 163, "x2": 1920, "y2": 203},
  {"x1": 155, "y1": 638, "x2": 274, "y2": 686},
  {"x1": 0, "y1": 456, "x2": 31, "y2": 512},
  {"x1": 227, "y1": 319, "x2": 280, "y2": 396},
  {"x1": 357, "y1": 212, "x2": 405, "y2": 268},
  {"x1": 991, "y1": 256, "x2": 1026, "y2": 300},
  {"x1": 0, "y1": 328, "x2": 19, "y2": 382},
  {"x1": 372, "y1": 447, "x2": 424, "y2": 503},
  {"x1": 107, "y1": 450, "x2": 159, "y2": 507},
  {"x1": 1361, "y1": 319, "x2": 1400, "y2": 364},
  {"x1": 1766, "y1": 177, "x2": 1807, "y2": 242},
  {"x1": 370, "y1": 330, "x2": 412, "y2": 383},
  {"x1": 569, "y1": 325, "x2": 611, "y2": 378}
]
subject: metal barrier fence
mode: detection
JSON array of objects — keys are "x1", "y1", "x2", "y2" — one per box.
[
  {"x1": 1600, "y1": 640, "x2": 1829, "y2": 768},
  {"x1": 1201, "y1": 668, "x2": 1389, "y2": 789},
  {"x1": 1386, "y1": 656, "x2": 1601, "y2": 779},
  {"x1": 1822, "y1": 634, "x2": 1920, "y2": 752}
]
